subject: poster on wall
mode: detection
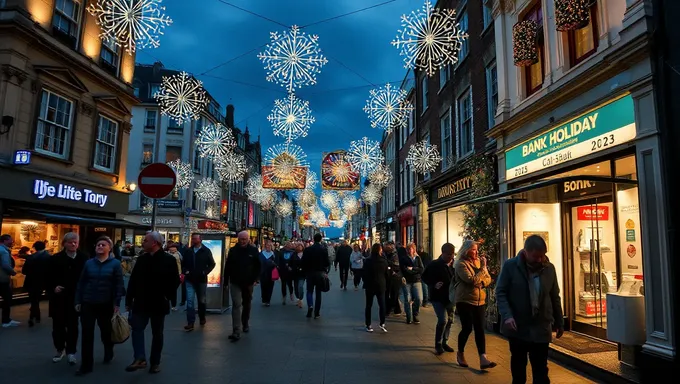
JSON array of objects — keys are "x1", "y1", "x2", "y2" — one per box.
[
  {"x1": 522, "y1": 231, "x2": 549, "y2": 252},
  {"x1": 320, "y1": 151, "x2": 360, "y2": 190},
  {"x1": 202, "y1": 239, "x2": 223, "y2": 288}
]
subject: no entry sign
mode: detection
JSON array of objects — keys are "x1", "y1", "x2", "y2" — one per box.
[{"x1": 137, "y1": 163, "x2": 177, "y2": 199}]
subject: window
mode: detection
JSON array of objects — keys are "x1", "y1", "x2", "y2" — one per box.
[
  {"x1": 421, "y1": 76, "x2": 429, "y2": 111},
  {"x1": 423, "y1": 132, "x2": 431, "y2": 181},
  {"x1": 440, "y1": 110, "x2": 452, "y2": 169},
  {"x1": 458, "y1": 10, "x2": 469, "y2": 60},
  {"x1": 140, "y1": 193, "x2": 150, "y2": 209},
  {"x1": 399, "y1": 163, "x2": 404, "y2": 204},
  {"x1": 165, "y1": 146, "x2": 182, "y2": 162},
  {"x1": 35, "y1": 90, "x2": 74, "y2": 159},
  {"x1": 568, "y1": 3, "x2": 599, "y2": 66},
  {"x1": 409, "y1": 161, "x2": 415, "y2": 200},
  {"x1": 523, "y1": 4, "x2": 544, "y2": 96},
  {"x1": 193, "y1": 147, "x2": 201, "y2": 172},
  {"x1": 457, "y1": 89, "x2": 473, "y2": 157},
  {"x1": 53, "y1": 0, "x2": 81, "y2": 47},
  {"x1": 483, "y1": 0, "x2": 493, "y2": 30},
  {"x1": 93, "y1": 115, "x2": 119, "y2": 173},
  {"x1": 408, "y1": 108, "x2": 415, "y2": 135},
  {"x1": 142, "y1": 144, "x2": 154, "y2": 165},
  {"x1": 133, "y1": 87, "x2": 140, "y2": 97},
  {"x1": 167, "y1": 118, "x2": 183, "y2": 135},
  {"x1": 486, "y1": 61, "x2": 498, "y2": 129},
  {"x1": 100, "y1": 38, "x2": 119, "y2": 75},
  {"x1": 439, "y1": 65, "x2": 450, "y2": 89},
  {"x1": 149, "y1": 84, "x2": 160, "y2": 98},
  {"x1": 144, "y1": 109, "x2": 157, "y2": 132}
]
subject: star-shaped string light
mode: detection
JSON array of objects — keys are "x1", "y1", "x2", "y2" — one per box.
[
  {"x1": 364, "y1": 83, "x2": 413, "y2": 132},
  {"x1": 342, "y1": 194, "x2": 360, "y2": 216},
  {"x1": 275, "y1": 199, "x2": 294, "y2": 216},
  {"x1": 205, "y1": 205, "x2": 218, "y2": 219},
  {"x1": 195, "y1": 123, "x2": 236, "y2": 160},
  {"x1": 296, "y1": 189, "x2": 317, "y2": 211},
  {"x1": 87, "y1": 0, "x2": 173, "y2": 55},
  {"x1": 304, "y1": 170, "x2": 318, "y2": 190},
  {"x1": 155, "y1": 72, "x2": 209, "y2": 124},
  {"x1": 166, "y1": 159, "x2": 193, "y2": 190},
  {"x1": 215, "y1": 152, "x2": 247, "y2": 182},
  {"x1": 258, "y1": 25, "x2": 328, "y2": 92},
  {"x1": 346, "y1": 137, "x2": 384, "y2": 177},
  {"x1": 320, "y1": 191, "x2": 339, "y2": 209},
  {"x1": 361, "y1": 184, "x2": 382, "y2": 205},
  {"x1": 193, "y1": 178, "x2": 220, "y2": 201},
  {"x1": 246, "y1": 174, "x2": 276, "y2": 206},
  {"x1": 392, "y1": 0, "x2": 468, "y2": 76},
  {"x1": 263, "y1": 143, "x2": 309, "y2": 187},
  {"x1": 268, "y1": 93, "x2": 315, "y2": 143},
  {"x1": 368, "y1": 163, "x2": 392, "y2": 188},
  {"x1": 406, "y1": 140, "x2": 442, "y2": 173}
]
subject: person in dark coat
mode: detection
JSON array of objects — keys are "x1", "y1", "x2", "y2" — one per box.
[
  {"x1": 363, "y1": 243, "x2": 389, "y2": 333},
  {"x1": 22, "y1": 241, "x2": 50, "y2": 327},
  {"x1": 181, "y1": 233, "x2": 216, "y2": 331},
  {"x1": 259, "y1": 241, "x2": 279, "y2": 306},
  {"x1": 277, "y1": 242, "x2": 295, "y2": 305},
  {"x1": 383, "y1": 241, "x2": 403, "y2": 316},
  {"x1": 301, "y1": 233, "x2": 330, "y2": 319},
  {"x1": 224, "y1": 231, "x2": 261, "y2": 341},
  {"x1": 125, "y1": 231, "x2": 181, "y2": 374},
  {"x1": 289, "y1": 243, "x2": 306, "y2": 308},
  {"x1": 400, "y1": 243, "x2": 425, "y2": 324},
  {"x1": 418, "y1": 246, "x2": 432, "y2": 306},
  {"x1": 335, "y1": 240, "x2": 352, "y2": 290},
  {"x1": 47, "y1": 233, "x2": 88, "y2": 365},
  {"x1": 422, "y1": 243, "x2": 456, "y2": 355}
]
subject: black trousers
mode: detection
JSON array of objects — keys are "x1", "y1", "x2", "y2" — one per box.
[
  {"x1": 306, "y1": 272, "x2": 324, "y2": 314},
  {"x1": 260, "y1": 278, "x2": 275, "y2": 304},
  {"x1": 457, "y1": 302, "x2": 487, "y2": 354},
  {"x1": 339, "y1": 264, "x2": 350, "y2": 288},
  {"x1": 80, "y1": 302, "x2": 114, "y2": 371},
  {"x1": 52, "y1": 304, "x2": 80, "y2": 354},
  {"x1": 364, "y1": 289, "x2": 386, "y2": 326},
  {"x1": 385, "y1": 277, "x2": 402, "y2": 315},
  {"x1": 351, "y1": 268, "x2": 363, "y2": 288},
  {"x1": 509, "y1": 338, "x2": 550, "y2": 384},
  {"x1": 28, "y1": 289, "x2": 43, "y2": 321},
  {"x1": 280, "y1": 276, "x2": 294, "y2": 297},
  {"x1": 0, "y1": 282, "x2": 12, "y2": 324}
]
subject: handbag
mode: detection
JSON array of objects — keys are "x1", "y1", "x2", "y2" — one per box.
[
  {"x1": 321, "y1": 273, "x2": 331, "y2": 292},
  {"x1": 110, "y1": 312, "x2": 130, "y2": 344},
  {"x1": 271, "y1": 268, "x2": 280, "y2": 281}
]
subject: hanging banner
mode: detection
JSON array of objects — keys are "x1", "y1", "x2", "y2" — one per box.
[
  {"x1": 262, "y1": 165, "x2": 307, "y2": 189},
  {"x1": 321, "y1": 150, "x2": 360, "y2": 190}
]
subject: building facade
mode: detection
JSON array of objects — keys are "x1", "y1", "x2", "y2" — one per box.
[
  {"x1": 376, "y1": 130, "x2": 396, "y2": 244},
  {"x1": 395, "y1": 70, "x2": 418, "y2": 247},
  {"x1": 0, "y1": 0, "x2": 141, "y2": 300}
]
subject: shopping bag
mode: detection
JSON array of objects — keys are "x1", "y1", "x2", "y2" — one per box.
[
  {"x1": 110, "y1": 311, "x2": 130, "y2": 344},
  {"x1": 271, "y1": 268, "x2": 280, "y2": 281},
  {"x1": 321, "y1": 274, "x2": 331, "y2": 292}
]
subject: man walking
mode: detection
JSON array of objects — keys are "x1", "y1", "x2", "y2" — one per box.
[
  {"x1": 422, "y1": 243, "x2": 456, "y2": 355},
  {"x1": 125, "y1": 231, "x2": 180, "y2": 374},
  {"x1": 0, "y1": 234, "x2": 19, "y2": 328},
  {"x1": 224, "y1": 231, "x2": 260, "y2": 342},
  {"x1": 181, "y1": 234, "x2": 216, "y2": 331},
  {"x1": 22, "y1": 241, "x2": 51, "y2": 327},
  {"x1": 418, "y1": 246, "x2": 432, "y2": 307},
  {"x1": 496, "y1": 235, "x2": 564, "y2": 384},
  {"x1": 335, "y1": 240, "x2": 352, "y2": 290},
  {"x1": 400, "y1": 243, "x2": 424, "y2": 324},
  {"x1": 383, "y1": 241, "x2": 402, "y2": 316},
  {"x1": 301, "y1": 233, "x2": 330, "y2": 319}
]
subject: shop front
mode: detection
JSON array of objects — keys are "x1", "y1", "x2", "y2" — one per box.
[
  {"x1": 426, "y1": 171, "x2": 473, "y2": 255},
  {"x1": 0, "y1": 168, "x2": 145, "y2": 300},
  {"x1": 123, "y1": 214, "x2": 184, "y2": 247},
  {"x1": 397, "y1": 206, "x2": 416, "y2": 246}
]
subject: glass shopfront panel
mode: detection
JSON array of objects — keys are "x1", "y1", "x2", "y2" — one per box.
[{"x1": 430, "y1": 206, "x2": 466, "y2": 255}]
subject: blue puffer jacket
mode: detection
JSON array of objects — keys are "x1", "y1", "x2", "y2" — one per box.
[{"x1": 75, "y1": 255, "x2": 124, "y2": 307}]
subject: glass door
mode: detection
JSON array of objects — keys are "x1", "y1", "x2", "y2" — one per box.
[{"x1": 570, "y1": 198, "x2": 615, "y2": 339}]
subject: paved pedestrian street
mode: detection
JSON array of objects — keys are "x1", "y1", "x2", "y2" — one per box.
[{"x1": 1, "y1": 273, "x2": 596, "y2": 384}]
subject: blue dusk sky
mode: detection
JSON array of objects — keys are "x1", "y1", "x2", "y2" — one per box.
[{"x1": 137, "y1": 0, "x2": 424, "y2": 236}]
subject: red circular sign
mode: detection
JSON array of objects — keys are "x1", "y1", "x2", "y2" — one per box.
[{"x1": 137, "y1": 163, "x2": 177, "y2": 199}]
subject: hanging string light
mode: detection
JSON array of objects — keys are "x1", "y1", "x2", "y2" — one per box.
[
  {"x1": 361, "y1": 184, "x2": 382, "y2": 205},
  {"x1": 555, "y1": 0, "x2": 591, "y2": 32},
  {"x1": 275, "y1": 199, "x2": 294, "y2": 216},
  {"x1": 193, "y1": 178, "x2": 220, "y2": 201},
  {"x1": 368, "y1": 163, "x2": 392, "y2": 188},
  {"x1": 215, "y1": 152, "x2": 247, "y2": 182},
  {"x1": 155, "y1": 72, "x2": 209, "y2": 124},
  {"x1": 321, "y1": 191, "x2": 339, "y2": 209},
  {"x1": 268, "y1": 93, "x2": 315, "y2": 143},
  {"x1": 363, "y1": 83, "x2": 413, "y2": 133},
  {"x1": 195, "y1": 123, "x2": 236, "y2": 160},
  {"x1": 166, "y1": 159, "x2": 193, "y2": 190},
  {"x1": 346, "y1": 137, "x2": 384, "y2": 177},
  {"x1": 513, "y1": 20, "x2": 539, "y2": 67},
  {"x1": 406, "y1": 140, "x2": 442, "y2": 174}
]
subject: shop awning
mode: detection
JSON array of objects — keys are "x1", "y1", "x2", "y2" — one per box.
[
  {"x1": 24, "y1": 211, "x2": 149, "y2": 229},
  {"x1": 461, "y1": 175, "x2": 638, "y2": 206}
]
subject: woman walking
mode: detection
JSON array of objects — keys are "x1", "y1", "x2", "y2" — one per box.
[
  {"x1": 363, "y1": 243, "x2": 389, "y2": 333},
  {"x1": 289, "y1": 243, "x2": 305, "y2": 308},
  {"x1": 278, "y1": 242, "x2": 295, "y2": 305},
  {"x1": 454, "y1": 240, "x2": 496, "y2": 369},
  {"x1": 259, "y1": 241, "x2": 278, "y2": 306},
  {"x1": 350, "y1": 244, "x2": 365, "y2": 290},
  {"x1": 74, "y1": 236, "x2": 124, "y2": 376}
]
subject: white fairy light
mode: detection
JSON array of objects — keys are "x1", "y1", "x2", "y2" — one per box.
[
  {"x1": 406, "y1": 140, "x2": 442, "y2": 173},
  {"x1": 268, "y1": 93, "x2": 315, "y2": 143},
  {"x1": 331, "y1": 220, "x2": 346, "y2": 228},
  {"x1": 142, "y1": 201, "x2": 153, "y2": 214},
  {"x1": 342, "y1": 194, "x2": 360, "y2": 216},
  {"x1": 275, "y1": 199, "x2": 294, "y2": 216},
  {"x1": 310, "y1": 208, "x2": 327, "y2": 224},
  {"x1": 320, "y1": 191, "x2": 339, "y2": 209},
  {"x1": 246, "y1": 174, "x2": 275, "y2": 205},
  {"x1": 304, "y1": 170, "x2": 318, "y2": 190},
  {"x1": 296, "y1": 189, "x2": 317, "y2": 211},
  {"x1": 205, "y1": 205, "x2": 218, "y2": 219},
  {"x1": 155, "y1": 72, "x2": 209, "y2": 124},
  {"x1": 263, "y1": 143, "x2": 309, "y2": 187},
  {"x1": 368, "y1": 163, "x2": 392, "y2": 189},
  {"x1": 195, "y1": 123, "x2": 236, "y2": 160},
  {"x1": 260, "y1": 193, "x2": 277, "y2": 211},
  {"x1": 87, "y1": 0, "x2": 173, "y2": 55},
  {"x1": 392, "y1": 0, "x2": 468, "y2": 77},
  {"x1": 166, "y1": 159, "x2": 193, "y2": 190},
  {"x1": 363, "y1": 83, "x2": 413, "y2": 132},
  {"x1": 361, "y1": 184, "x2": 382, "y2": 205},
  {"x1": 258, "y1": 25, "x2": 328, "y2": 92},
  {"x1": 346, "y1": 137, "x2": 384, "y2": 177},
  {"x1": 193, "y1": 178, "x2": 220, "y2": 201},
  {"x1": 215, "y1": 152, "x2": 247, "y2": 182}
]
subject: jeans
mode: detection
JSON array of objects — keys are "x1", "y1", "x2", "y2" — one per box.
[
  {"x1": 509, "y1": 338, "x2": 550, "y2": 384},
  {"x1": 351, "y1": 268, "x2": 362, "y2": 288},
  {"x1": 1, "y1": 282, "x2": 12, "y2": 324},
  {"x1": 457, "y1": 302, "x2": 487, "y2": 354},
  {"x1": 280, "y1": 276, "x2": 294, "y2": 298},
  {"x1": 422, "y1": 282, "x2": 429, "y2": 304},
  {"x1": 339, "y1": 264, "x2": 350, "y2": 288},
  {"x1": 52, "y1": 300, "x2": 79, "y2": 354},
  {"x1": 180, "y1": 281, "x2": 187, "y2": 304},
  {"x1": 28, "y1": 289, "x2": 43, "y2": 321},
  {"x1": 294, "y1": 277, "x2": 305, "y2": 300},
  {"x1": 131, "y1": 312, "x2": 165, "y2": 365},
  {"x1": 401, "y1": 282, "x2": 423, "y2": 321},
  {"x1": 431, "y1": 301, "x2": 454, "y2": 346},
  {"x1": 185, "y1": 281, "x2": 207, "y2": 324},
  {"x1": 305, "y1": 272, "x2": 324, "y2": 314},
  {"x1": 364, "y1": 289, "x2": 386, "y2": 326},
  {"x1": 80, "y1": 302, "x2": 114, "y2": 371},
  {"x1": 230, "y1": 283, "x2": 253, "y2": 333}
]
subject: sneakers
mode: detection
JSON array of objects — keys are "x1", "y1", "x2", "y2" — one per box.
[
  {"x1": 125, "y1": 359, "x2": 147, "y2": 372},
  {"x1": 314, "y1": 313, "x2": 321, "y2": 319},
  {"x1": 67, "y1": 354, "x2": 77, "y2": 366},
  {"x1": 228, "y1": 333, "x2": 241, "y2": 342},
  {"x1": 243, "y1": 325, "x2": 250, "y2": 333},
  {"x1": 184, "y1": 323, "x2": 195, "y2": 332},
  {"x1": 52, "y1": 350, "x2": 66, "y2": 363},
  {"x1": 365, "y1": 325, "x2": 374, "y2": 333},
  {"x1": 306, "y1": 308, "x2": 313, "y2": 318},
  {"x1": 379, "y1": 324, "x2": 388, "y2": 333},
  {"x1": 413, "y1": 316, "x2": 420, "y2": 324},
  {"x1": 442, "y1": 343, "x2": 455, "y2": 353},
  {"x1": 1, "y1": 320, "x2": 20, "y2": 328}
]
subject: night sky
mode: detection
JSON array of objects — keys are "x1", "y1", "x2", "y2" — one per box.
[{"x1": 137, "y1": 0, "x2": 423, "y2": 236}]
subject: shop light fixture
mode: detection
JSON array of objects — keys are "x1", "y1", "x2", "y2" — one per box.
[
  {"x1": 125, "y1": 183, "x2": 137, "y2": 192},
  {"x1": 20, "y1": 221, "x2": 38, "y2": 226}
]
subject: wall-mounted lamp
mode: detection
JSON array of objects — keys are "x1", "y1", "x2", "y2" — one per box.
[
  {"x1": 125, "y1": 183, "x2": 137, "y2": 192},
  {"x1": 1, "y1": 116, "x2": 14, "y2": 135}
]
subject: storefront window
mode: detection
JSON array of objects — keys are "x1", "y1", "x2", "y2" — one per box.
[
  {"x1": 431, "y1": 206, "x2": 466, "y2": 254},
  {"x1": 615, "y1": 156, "x2": 643, "y2": 287}
]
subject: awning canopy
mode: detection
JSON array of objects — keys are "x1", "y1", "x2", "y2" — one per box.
[{"x1": 24, "y1": 211, "x2": 149, "y2": 229}]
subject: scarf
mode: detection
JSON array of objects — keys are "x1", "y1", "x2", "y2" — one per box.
[{"x1": 262, "y1": 250, "x2": 274, "y2": 259}]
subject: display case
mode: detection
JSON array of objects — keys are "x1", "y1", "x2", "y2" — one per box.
[{"x1": 201, "y1": 234, "x2": 232, "y2": 313}]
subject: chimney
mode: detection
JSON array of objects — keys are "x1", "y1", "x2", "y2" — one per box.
[
  {"x1": 152, "y1": 61, "x2": 164, "y2": 76},
  {"x1": 244, "y1": 126, "x2": 250, "y2": 144},
  {"x1": 226, "y1": 104, "x2": 235, "y2": 127}
]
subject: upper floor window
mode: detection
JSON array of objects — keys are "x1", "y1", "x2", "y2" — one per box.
[
  {"x1": 149, "y1": 84, "x2": 160, "y2": 98},
  {"x1": 523, "y1": 3, "x2": 544, "y2": 96},
  {"x1": 458, "y1": 10, "x2": 469, "y2": 60},
  {"x1": 53, "y1": 0, "x2": 81, "y2": 48},
  {"x1": 100, "y1": 38, "x2": 120, "y2": 75},
  {"x1": 142, "y1": 144, "x2": 154, "y2": 165},
  {"x1": 457, "y1": 88, "x2": 473, "y2": 157},
  {"x1": 144, "y1": 109, "x2": 156, "y2": 132},
  {"x1": 421, "y1": 76, "x2": 429, "y2": 111},
  {"x1": 423, "y1": 132, "x2": 431, "y2": 181},
  {"x1": 193, "y1": 146, "x2": 202, "y2": 172},
  {"x1": 167, "y1": 118, "x2": 183, "y2": 135},
  {"x1": 439, "y1": 65, "x2": 450, "y2": 89},
  {"x1": 35, "y1": 89, "x2": 74, "y2": 159},
  {"x1": 568, "y1": 3, "x2": 599, "y2": 66},
  {"x1": 440, "y1": 110, "x2": 452, "y2": 170},
  {"x1": 483, "y1": 0, "x2": 493, "y2": 30},
  {"x1": 399, "y1": 162, "x2": 404, "y2": 204},
  {"x1": 133, "y1": 87, "x2": 140, "y2": 97},
  {"x1": 486, "y1": 61, "x2": 498, "y2": 129},
  {"x1": 408, "y1": 108, "x2": 415, "y2": 135},
  {"x1": 165, "y1": 145, "x2": 181, "y2": 162},
  {"x1": 93, "y1": 115, "x2": 119, "y2": 173}
]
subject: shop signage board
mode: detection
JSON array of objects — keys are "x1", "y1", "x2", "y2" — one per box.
[
  {"x1": 577, "y1": 206, "x2": 609, "y2": 221},
  {"x1": 138, "y1": 163, "x2": 177, "y2": 199},
  {"x1": 13, "y1": 150, "x2": 31, "y2": 165},
  {"x1": 33, "y1": 179, "x2": 109, "y2": 208},
  {"x1": 505, "y1": 95, "x2": 636, "y2": 181},
  {"x1": 429, "y1": 175, "x2": 472, "y2": 205}
]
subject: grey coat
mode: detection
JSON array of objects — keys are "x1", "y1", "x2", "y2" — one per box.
[{"x1": 495, "y1": 253, "x2": 563, "y2": 344}]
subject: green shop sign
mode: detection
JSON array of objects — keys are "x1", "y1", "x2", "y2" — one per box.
[{"x1": 505, "y1": 95, "x2": 636, "y2": 181}]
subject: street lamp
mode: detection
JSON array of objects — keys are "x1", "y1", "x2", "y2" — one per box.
[{"x1": 125, "y1": 183, "x2": 137, "y2": 192}]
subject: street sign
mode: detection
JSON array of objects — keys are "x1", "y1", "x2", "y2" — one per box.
[
  {"x1": 156, "y1": 199, "x2": 184, "y2": 209},
  {"x1": 137, "y1": 163, "x2": 177, "y2": 199}
]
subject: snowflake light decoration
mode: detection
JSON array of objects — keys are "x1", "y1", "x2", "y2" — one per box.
[
  {"x1": 275, "y1": 199, "x2": 294, "y2": 217},
  {"x1": 215, "y1": 152, "x2": 247, "y2": 182},
  {"x1": 361, "y1": 185, "x2": 382, "y2": 205},
  {"x1": 363, "y1": 83, "x2": 413, "y2": 132},
  {"x1": 245, "y1": 174, "x2": 274, "y2": 205},
  {"x1": 87, "y1": 0, "x2": 173, "y2": 55},
  {"x1": 320, "y1": 191, "x2": 339, "y2": 209},
  {"x1": 166, "y1": 159, "x2": 193, "y2": 190},
  {"x1": 260, "y1": 193, "x2": 277, "y2": 211},
  {"x1": 311, "y1": 209, "x2": 327, "y2": 224},
  {"x1": 368, "y1": 163, "x2": 392, "y2": 189},
  {"x1": 406, "y1": 140, "x2": 442, "y2": 174},
  {"x1": 205, "y1": 205, "x2": 218, "y2": 219},
  {"x1": 142, "y1": 201, "x2": 153, "y2": 214},
  {"x1": 332, "y1": 220, "x2": 346, "y2": 229},
  {"x1": 392, "y1": 0, "x2": 468, "y2": 77},
  {"x1": 194, "y1": 178, "x2": 220, "y2": 201},
  {"x1": 258, "y1": 25, "x2": 328, "y2": 92},
  {"x1": 342, "y1": 194, "x2": 360, "y2": 216},
  {"x1": 346, "y1": 137, "x2": 384, "y2": 177},
  {"x1": 304, "y1": 170, "x2": 318, "y2": 190},
  {"x1": 296, "y1": 189, "x2": 317, "y2": 210},
  {"x1": 155, "y1": 72, "x2": 209, "y2": 124},
  {"x1": 195, "y1": 123, "x2": 236, "y2": 160},
  {"x1": 263, "y1": 143, "x2": 309, "y2": 187},
  {"x1": 268, "y1": 93, "x2": 315, "y2": 143}
]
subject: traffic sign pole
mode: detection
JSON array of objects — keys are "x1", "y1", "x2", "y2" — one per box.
[{"x1": 151, "y1": 198, "x2": 157, "y2": 231}]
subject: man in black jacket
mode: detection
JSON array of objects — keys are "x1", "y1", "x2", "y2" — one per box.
[
  {"x1": 125, "y1": 231, "x2": 180, "y2": 374},
  {"x1": 335, "y1": 240, "x2": 352, "y2": 290},
  {"x1": 181, "y1": 234, "x2": 216, "y2": 331},
  {"x1": 400, "y1": 244, "x2": 424, "y2": 325},
  {"x1": 383, "y1": 241, "x2": 402, "y2": 316},
  {"x1": 422, "y1": 243, "x2": 456, "y2": 355},
  {"x1": 224, "y1": 231, "x2": 261, "y2": 341},
  {"x1": 419, "y1": 246, "x2": 432, "y2": 307},
  {"x1": 23, "y1": 241, "x2": 50, "y2": 327},
  {"x1": 301, "y1": 233, "x2": 330, "y2": 319}
]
